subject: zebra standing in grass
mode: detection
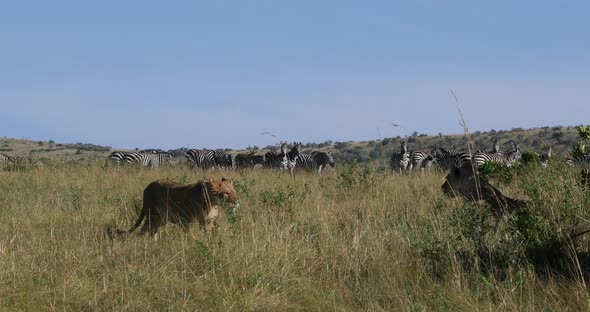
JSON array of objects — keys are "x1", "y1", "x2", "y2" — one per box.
[
  {"x1": 1, "y1": 153, "x2": 14, "y2": 164},
  {"x1": 470, "y1": 143, "x2": 522, "y2": 168},
  {"x1": 123, "y1": 151, "x2": 173, "y2": 168},
  {"x1": 490, "y1": 138, "x2": 500, "y2": 154},
  {"x1": 295, "y1": 151, "x2": 335, "y2": 175},
  {"x1": 408, "y1": 148, "x2": 436, "y2": 173},
  {"x1": 282, "y1": 142, "x2": 302, "y2": 174},
  {"x1": 263, "y1": 143, "x2": 288, "y2": 169},
  {"x1": 540, "y1": 147, "x2": 552, "y2": 168},
  {"x1": 566, "y1": 153, "x2": 590, "y2": 166},
  {"x1": 235, "y1": 152, "x2": 265, "y2": 169},
  {"x1": 185, "y1": 149, "x2": 232, "y2": 169},
  {"x1": 432, "y1": 147, "x2": 466, "y2": 171},
  {"x1": 106, "y1": 151, "x2": 126, "y2": 165},
  {"x1": 185, "y1": 149, "x2": 215, "y2": 169},
  {"x1": 390, "y1": 140, "x2": 410, "y2": 174},
  {"x1": 213, "y1": 150, "x2": 233, "y2": 169},
  {"x1": 107, "y1": 151, "x2": 172, "y2": 167}
]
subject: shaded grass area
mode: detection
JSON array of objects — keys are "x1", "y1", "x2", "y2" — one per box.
[{"x1": 1, "y1": 162, "x2": 589, "y2": 311}]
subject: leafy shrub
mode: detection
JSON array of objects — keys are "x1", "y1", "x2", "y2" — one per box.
[{"x1": 418, "y1": 162, "x2": 590, "y2": 282}]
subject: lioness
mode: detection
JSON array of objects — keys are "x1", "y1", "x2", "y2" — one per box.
[
  {"x1": 124, "y1": 178, "x2": 239, "y2": 236},
  {"x1": 441, "y1": 165, "x2": 527, "y2": 215}
]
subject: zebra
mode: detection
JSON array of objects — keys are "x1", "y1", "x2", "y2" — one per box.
[
  {"x1": 282, "y1": 142, "x2": 302, "y2": 174},
  {"x1": 471, "y1": 143, "x2": 522, "y2": 168},
  {"x1": 390, "y1": 140, "x2": 410, "y2": 174},
  {"x1": 540, "y1": 147, "x2": 552, "y2": 168},
  {"x1": 1, "y1": 154, "x2": 43, "y2": 168},
  {"x1": 408, "y1": 149, "x2": 436, "y2": 173},
  {"x1": 566, "y1": 153, "x2": 590, "y2": 166},
  {"x1": 263, "y1": 143, "x2": 288, "y2": 169},
  {"x1": 123, "y1": 152, "x2": 173, "y2": 168},
  {"x1": 185, "y1": 149, "x2": 232, "y2": 169},
  {"x1": 186, "y1": 149, "x2": 216, "y2": 169},
  {"x1": 235, "y1": 152, "x2": 265, "y2": 169},
  {"x1": 432, "y1": 147, "x2": 467, "y2": 171},
  {"x1": 106, "y1": 151, "x2": 127, "y2": 165},
  {"x1": 1, "y1": 153, "x2": 14, "y2": 164},
  {"x1": 490, "y1": 138, "x2": 500, "y2": 154},
  {"x1": 295, "y1": 151, "x2": 335, "y2": 175},
  {"x1": 213, "y1": 149, "x2": 233, "y2": 169},
  {"x1": 107, "y1": 151, "x2": 172, "y2": 167}
]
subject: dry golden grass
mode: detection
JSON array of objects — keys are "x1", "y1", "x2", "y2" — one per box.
[{"x1": 0, "y1": 162, "x2": 588, "y2": 311}]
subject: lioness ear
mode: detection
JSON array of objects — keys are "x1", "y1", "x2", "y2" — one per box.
[{"x1": 222, "y1": 177, "x2": 232, "y2": 182}]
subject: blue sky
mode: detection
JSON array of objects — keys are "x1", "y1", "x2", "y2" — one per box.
[{"x1": 1, "y1": 1, "x2": 589, "y2": 149}]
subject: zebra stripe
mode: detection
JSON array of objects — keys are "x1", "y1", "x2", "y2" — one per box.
[
  {"x1": 433, "y1": 147, "x2": 466, "y2": 171},
  {"x1": 471, "y1": 143, "x2": 521, "y2": 168},
  {"x1": 235, "y1": 152, "x2": 265, "y2": 168},
  {"x1": 567, "y1": 153, "x2": 590, "y2": 166},
  {"x1": 390, "y1": 140, "x2": 410, "y2": 174},
  {"x1": 295, "y1": 151, "x2": 335, "y2": 174},
  {"x1": 540, "y1": 147, "x2": 552, "y2": 168},
  {"x1": 1, "y1": 154, "x2": 43, "y2": 167},
  {"x1": 282, "y1": 142, "x2": 302, "y2": 174},
  {"x1": 408, "y1": 149, "x2": 435, "y2": 173},
  {"x1": 490, "y1": 138, "x2": 500, "y2": 154},
  {"x1": 186, "y1": 149, "x2": 232, "y2": 169},
  {"x1": 1, "y1": 153, "x2": 15, "y2": 164},
  {"x1": 107, "y1": 151, "x2": 172, "y2": 167},
  {"x1": 186, "y1": 149, "x2": 215, "y2": 169},
  {"x1": 263, "y1": 143, "x2": 288, "y2": 169}
]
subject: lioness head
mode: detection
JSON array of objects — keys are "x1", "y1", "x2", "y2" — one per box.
[{"x1": 208, "y1": 177, "x2": 239, "y2": 205}]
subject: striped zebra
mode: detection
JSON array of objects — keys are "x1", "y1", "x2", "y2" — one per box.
[
  {"x1": 185, "y1": 149, "x2": 233, "y2": 169},
  {"x1": 213, "y1": 150, "x2": 233, "y2": 169},
  {"x1": 1, "y1": 153, "x2": 14, "y2": 164},
  {"x1": 295, "y1": 151, "x2": 335, "y2": 175},
  {"x1": 282, "y1": 142, "x2": 302, "y2": 174},
  {"x1": 263, "y1": 143, "x2": 288, "y2": 169},
  {"x1": 540, "y1": 147, "x2": 552, "y2": 168},
  {"x1": 107, "y1": 151, "x2": 172, "y2": 168},
  {"x1": 408, "y1": 149, "x2": 436, "y2": 173},
  {"x1": 106, "y1": 151, "x2": 127, "y2": 165},
  {"x1": 235, "y1": 152, "x2": 265, "y2": 169},
  {"x1": 124, "y1": 151, "x2": 173, "y2": 168},
  {"x1": 390, "y1": 140, "x2": 410, "y2": 174},
  {"x1": 432, "y1": 147, "x2": 467, "y2": 171},
  {"x1": 566, "y1": 153, "x2": 590, "y2": 166},
  {"x1": 1, "y1": 154, "x2": 43, "y2": 169},
  {"x1": 490, "y1": 138, "x2": 500, "y2": 154},
  {"x1": 471, "y1": 143, "x2": 522, "y2": 168},
  {"x1": 263, "y1": 142, "x2": 302, "y2": 173},
  {"x1": 185, "y1": 149, "x2": 215, "y2": 169}
]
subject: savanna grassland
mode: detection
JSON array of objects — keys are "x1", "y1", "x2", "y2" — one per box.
[{"x1": 2, "y1": 159, "x2": 590, "y2": 311}]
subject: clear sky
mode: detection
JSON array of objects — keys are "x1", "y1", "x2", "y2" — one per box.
[{"x1": 1, "y1": 1, "x2": 589, "y2": 149}]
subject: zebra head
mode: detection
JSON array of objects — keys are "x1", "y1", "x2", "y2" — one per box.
[
  {"x1": 540, "y1": 147, "x2": 552, "y2": 168},
  {"x1": 327, "y1": 152, "x2": 335, "y2": 167},
  {"x1": 400, "y1": 140, "x2": 407, "y2": 153},
  {"x1": 491, "y1": 138, "x2": 500, "y2": 154}
]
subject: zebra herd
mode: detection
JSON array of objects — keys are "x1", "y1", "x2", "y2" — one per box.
[
  {"x1": 0, "y1": 153, "x2": 43, "y2": 167},
  {"x1": 105, "y1": 142, "x2": 335, "y2": 174},
  {"x1": 106, "y1": 150, "x2": 175, "y2": 168},
  {"x1": 389, "y1": 138, "x2": 569, "y2": 174}
]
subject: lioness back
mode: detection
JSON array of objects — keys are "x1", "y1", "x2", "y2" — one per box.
[{"x1": 126, "y1": 178, "x2": 238, "y2": 236}]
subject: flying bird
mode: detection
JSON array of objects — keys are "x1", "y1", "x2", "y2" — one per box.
[{"x1": 260, "y1": 131, "x2": 277, "y2": 138}]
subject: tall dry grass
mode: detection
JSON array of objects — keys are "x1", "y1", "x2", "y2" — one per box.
[{"x1": 0, "y1": 162, "x2": 588, "y2": 311}]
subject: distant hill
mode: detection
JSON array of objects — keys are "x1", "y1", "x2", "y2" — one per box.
[{"x1": 1, "y1": 125, "x2": 583, "y2": 167}]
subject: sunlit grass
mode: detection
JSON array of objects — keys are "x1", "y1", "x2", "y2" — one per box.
[{"x1": 0, "y1": 162, "x2": 588, "y2": 311}]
